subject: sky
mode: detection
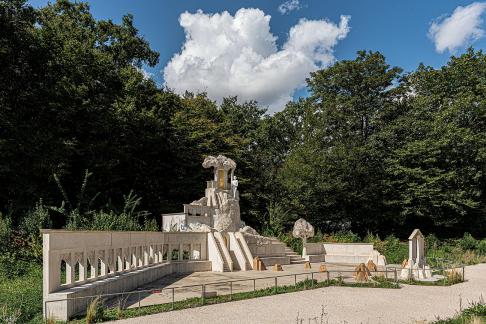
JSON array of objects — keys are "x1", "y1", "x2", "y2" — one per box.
[{"x1": 28, "y1": 0, "x2": 486, "y2": 112}]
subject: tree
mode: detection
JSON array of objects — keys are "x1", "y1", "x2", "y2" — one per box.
[{"x1": 279, "y1": 51, "x2": 403, "y2": 234}]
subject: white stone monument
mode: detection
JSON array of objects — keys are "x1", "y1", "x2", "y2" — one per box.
[
  {"x1": 161, "y1": 155, "x2": 241, "y2": 232},
  {"x1": 400, "y1": 229, "x2": 432, "y2": 280}
]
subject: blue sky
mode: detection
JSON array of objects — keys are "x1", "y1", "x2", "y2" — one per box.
[{"x1": 28, "y1": 0, "x2": 486, "y2": 111}]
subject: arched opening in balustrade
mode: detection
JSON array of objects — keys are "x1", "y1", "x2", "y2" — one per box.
[
  {"x1": 97, "y1": 258, "x2": 105, "y2": 276},
  {"x1": 123, "y1": 257, "x2": 129, "y2": 270},
  {"x1": 60, "y1": 260, "x2": 67, "y2": 285},
  {"x1": 86, "y1": 259, "x2": 93, "y2": 278},
  {"x1": 116, "y1": 257, "x2": 122, "y2": 272},
  {"x1": 74, "y1": 261, "x2": 80, "y2": 281}
]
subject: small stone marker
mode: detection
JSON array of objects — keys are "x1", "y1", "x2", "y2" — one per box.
[
  {"x1": 319, "y1": 264, "x2": 327, "y2": 272},
  {"x1": 258, "y1": 260, "x2": 266, "y2": 271},
  {"x1": 304, "y1": 261, "x2": 311, "y2": 269},
  {"x1": 253, "y1": 256, "x2": 260, "y2": 270},
  {"x1": 354, "y1": 263, "x2": 371, "y2": 282},
  {"x1": 367, "y1": 260, "x2": 377, "y2": 272},
  {"x1": 401, "y1": 259, "x2": 408, "y2": 268},
  {"x1": 273, "y1": 263, "x2": 283, "y2": 271}
]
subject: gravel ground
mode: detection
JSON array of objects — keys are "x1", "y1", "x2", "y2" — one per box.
[{"x1": 112, "y1": 263, "x2": 486, "y2": 324}]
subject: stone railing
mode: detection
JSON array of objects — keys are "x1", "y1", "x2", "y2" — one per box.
[
  {"x1": 42, "y1": 230, "x2": 208, "y2": 295},
  {"x1": 183, "y1": 204, "x2": 216, "y2": 217}
]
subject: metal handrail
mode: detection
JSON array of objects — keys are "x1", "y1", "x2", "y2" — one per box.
[{"x1": 44, "y1": 264, "x2": 465, "y2": 321}]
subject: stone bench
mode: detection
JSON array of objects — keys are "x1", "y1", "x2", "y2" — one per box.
[{"x1": 303, "y1": 243, "x2": 385, "y2": 265}]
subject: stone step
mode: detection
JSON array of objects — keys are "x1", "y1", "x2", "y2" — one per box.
[{"x1": 290, "y1": 260, "x2": 307, "y2": 264}]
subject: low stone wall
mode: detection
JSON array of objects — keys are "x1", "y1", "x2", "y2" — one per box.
[
  {"x1": 303, "y1": 243, "x2": 378, "y2": 264},
  {"x1": 42, "y1": 230, "x2": 209, "y2": 320},
  {"x1": 245, "y1": 236, "x2": 287, "y2": 257},
  {"x1": 44, "y1": 261, "x2": 211, "y2": 321}
]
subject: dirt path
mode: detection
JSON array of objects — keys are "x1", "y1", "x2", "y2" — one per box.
[{"x1": 113, "y1": 263, "x2": 486, "y2": 324}]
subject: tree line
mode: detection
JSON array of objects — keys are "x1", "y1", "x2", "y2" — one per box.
[{"x1": 1, "y1": 0, "x2": 485, "y2": 238}]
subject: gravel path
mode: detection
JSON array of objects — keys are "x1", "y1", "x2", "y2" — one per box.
[{"x1": 113, "y1": 263, "x2": 486, "y2": 324}]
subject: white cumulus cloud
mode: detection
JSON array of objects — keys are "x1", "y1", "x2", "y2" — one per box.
[
  {"x1": 278, "y1": 0, "x2": 301, "y2": 15},
  {"x1": 163, "y1": 8, "x2": 350, "y2": 112},
  {"x1": 429, "y1": 2, "x2": 486, "y2": 53}
]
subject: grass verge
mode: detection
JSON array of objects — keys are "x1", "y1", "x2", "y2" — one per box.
[
  {"x1": 433, "y1": 300, "x2": 486, "y2": 323},
  {"x1": 70, "y1": 277, "x2": 399, "y2": 323}
]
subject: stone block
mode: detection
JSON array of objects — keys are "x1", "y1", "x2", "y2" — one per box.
[
  {"x1": 367, "y1": 260, "x2": 377, "y2": 272},
  {"x1": 354, "y1": 263, "x2": 371, "y2": 282}
]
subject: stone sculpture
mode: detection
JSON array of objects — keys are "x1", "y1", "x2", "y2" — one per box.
[
  {"x1": 367, "y1": 260, "x2": 377, "y2": 272},
  {"x1": 273, "y1": 264, "x2": 283, "y2": 271},
  {"x1": 304, "y1": 261, "x2": 312, "y2": 269},
  {"x1": 187, "y1": 222, "x2": 212, "y2": 232},
  {"x1": 214, "y1": 191, "x2": 239, "y2": 232},
  {"x1": 319, "y1": 264, "x2": 328, "y2": 272},
  {"x1": 354, "y1": 263, "x2": 371, "y2": 282},
  {"x1": 231, "y1": 176, "x2": 238, "y2": 198},
  {"x1": 292, "y1": 218, "x2": 314, "y2": 244}
]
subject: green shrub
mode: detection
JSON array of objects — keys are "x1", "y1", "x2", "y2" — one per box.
[
  {"x1": 0, "y1": 261, "x2": 42, "y2": 323},
  {"x1": 458, "y1": 233, "x2": 478, "y2": 251},
  {"x1": 363, "y1": 233, "x2": 385, "y2": 254},
  {"x1": 0, "y1": 213, "x2": 12, "y2": 253},
  {"x1": 324, "y1": 231, "x2": 360, "y2": 243},
  {"x1": 426, "y1": 233, "x2": 440, "y2": 251},
  {"x1": 382, "y1": 235, "x2": 408, "y2": 264},
  {"x1": 86, "y1": 296, "x2": 105, "y2": 324},
  {"x1": 278, "y1": 232, "x2": 302, "y2": 254},
  {"x1": 477, "y1": 240, "x2": 486, "y2": 255}
]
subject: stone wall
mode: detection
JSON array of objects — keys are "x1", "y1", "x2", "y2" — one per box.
[{"x1": 42, "y1": 230, "x2": 209, "y2": 320}]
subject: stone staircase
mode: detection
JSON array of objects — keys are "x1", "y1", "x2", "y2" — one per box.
[
  {"x1": 214, "y1": 237, "x2": 231, "y2": 271},
  {"x1": 284, "y1": 247, "x2": 306, "y2": 264}
]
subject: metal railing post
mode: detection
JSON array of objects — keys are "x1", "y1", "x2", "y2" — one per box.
[
  {"x1": 230, "y1": 281, "x2": 232, "y2": 300},
  {"x1": 172, "y1": 288, "x2": 175, "y2": 310},
  {"x1": 138, "y1": 291, "x2": 141, "y2": 310},
  {"x1": 326, "y1": 271, "x2": 330, "y2": 283},
  {"x1": 394, "y1": 268, "x2": 398, "y2": 287},
  {"x1": 274, "y1": 277, "x2": 277, "y2": 294},
  {"x1": 311, "y1": 272, "x2": 314, "y2": 288},
  {"x1": 253, "y1": 279, "x2": 256, "y2": 292},
  {"x1": 462, "y1": 266, "x2": 465, "y2": 281},
  {"x1": 294, "y1": 274, "x2": 297, "y2": 287},
  {"x1": 202, "y1": 285, "x2": 205, "y2": 305}
]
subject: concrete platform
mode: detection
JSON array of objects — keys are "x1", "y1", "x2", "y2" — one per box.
[{"x1": 118, "y1": 262, "x2": 395, "y2": 309}]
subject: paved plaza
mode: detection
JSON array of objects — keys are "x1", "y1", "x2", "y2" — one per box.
[
  {"x1": 119, "y1": 262, "x2": 396, "y2": 308},
  {"x1": 113, "y1": 263, "x2": 486, "y2": 324}
]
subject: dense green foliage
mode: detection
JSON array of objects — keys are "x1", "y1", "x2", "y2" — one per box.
[{"x1": 1, "y1": 0, "x2": 486, "y2": 239}]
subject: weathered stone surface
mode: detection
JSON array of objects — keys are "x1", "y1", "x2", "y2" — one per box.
[
  {"x1": 253, "y1": 256, "x2": 261, "y2": 270},
  {"x1": 354, "y1": 263, "x2": 371, "y2": 282},
  {"x1": 273, "y1": 264, "x2": 283, "y2": 271},
  {"x1": 240, "y1": 225, "x2": 259, "y2": 236},
  {"x1": 253, "y1": 256, "x2": 267, "y2": 271},
  {"x1": 292, "y1": 218, "x2": 314, "y2": 243},
  {"x1": 319, "y1": 264, "x2": 327, "y2": 272},
  {"x1": 202, "y1": 155, "x2": 236, "y2": 170},
  {"x1": 258, "y1": 260, "x2": 267, "y2": 271},
  {"x1": 304, "y1": 261, "x2": 312, "y2": 270},
  {"x1": 367, "y1": 260, "x2": 377, "y2": 272},
  {"x1": 401, "y1": 259, "x2": 409, "y2": 268},
  {"x1": 187, "y1": 222, "x2": 212, "y2": 232}
]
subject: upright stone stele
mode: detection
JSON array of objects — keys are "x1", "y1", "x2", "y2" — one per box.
[{"x1": 400, "y1": 229, "x2": 432, "y2": 280}]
